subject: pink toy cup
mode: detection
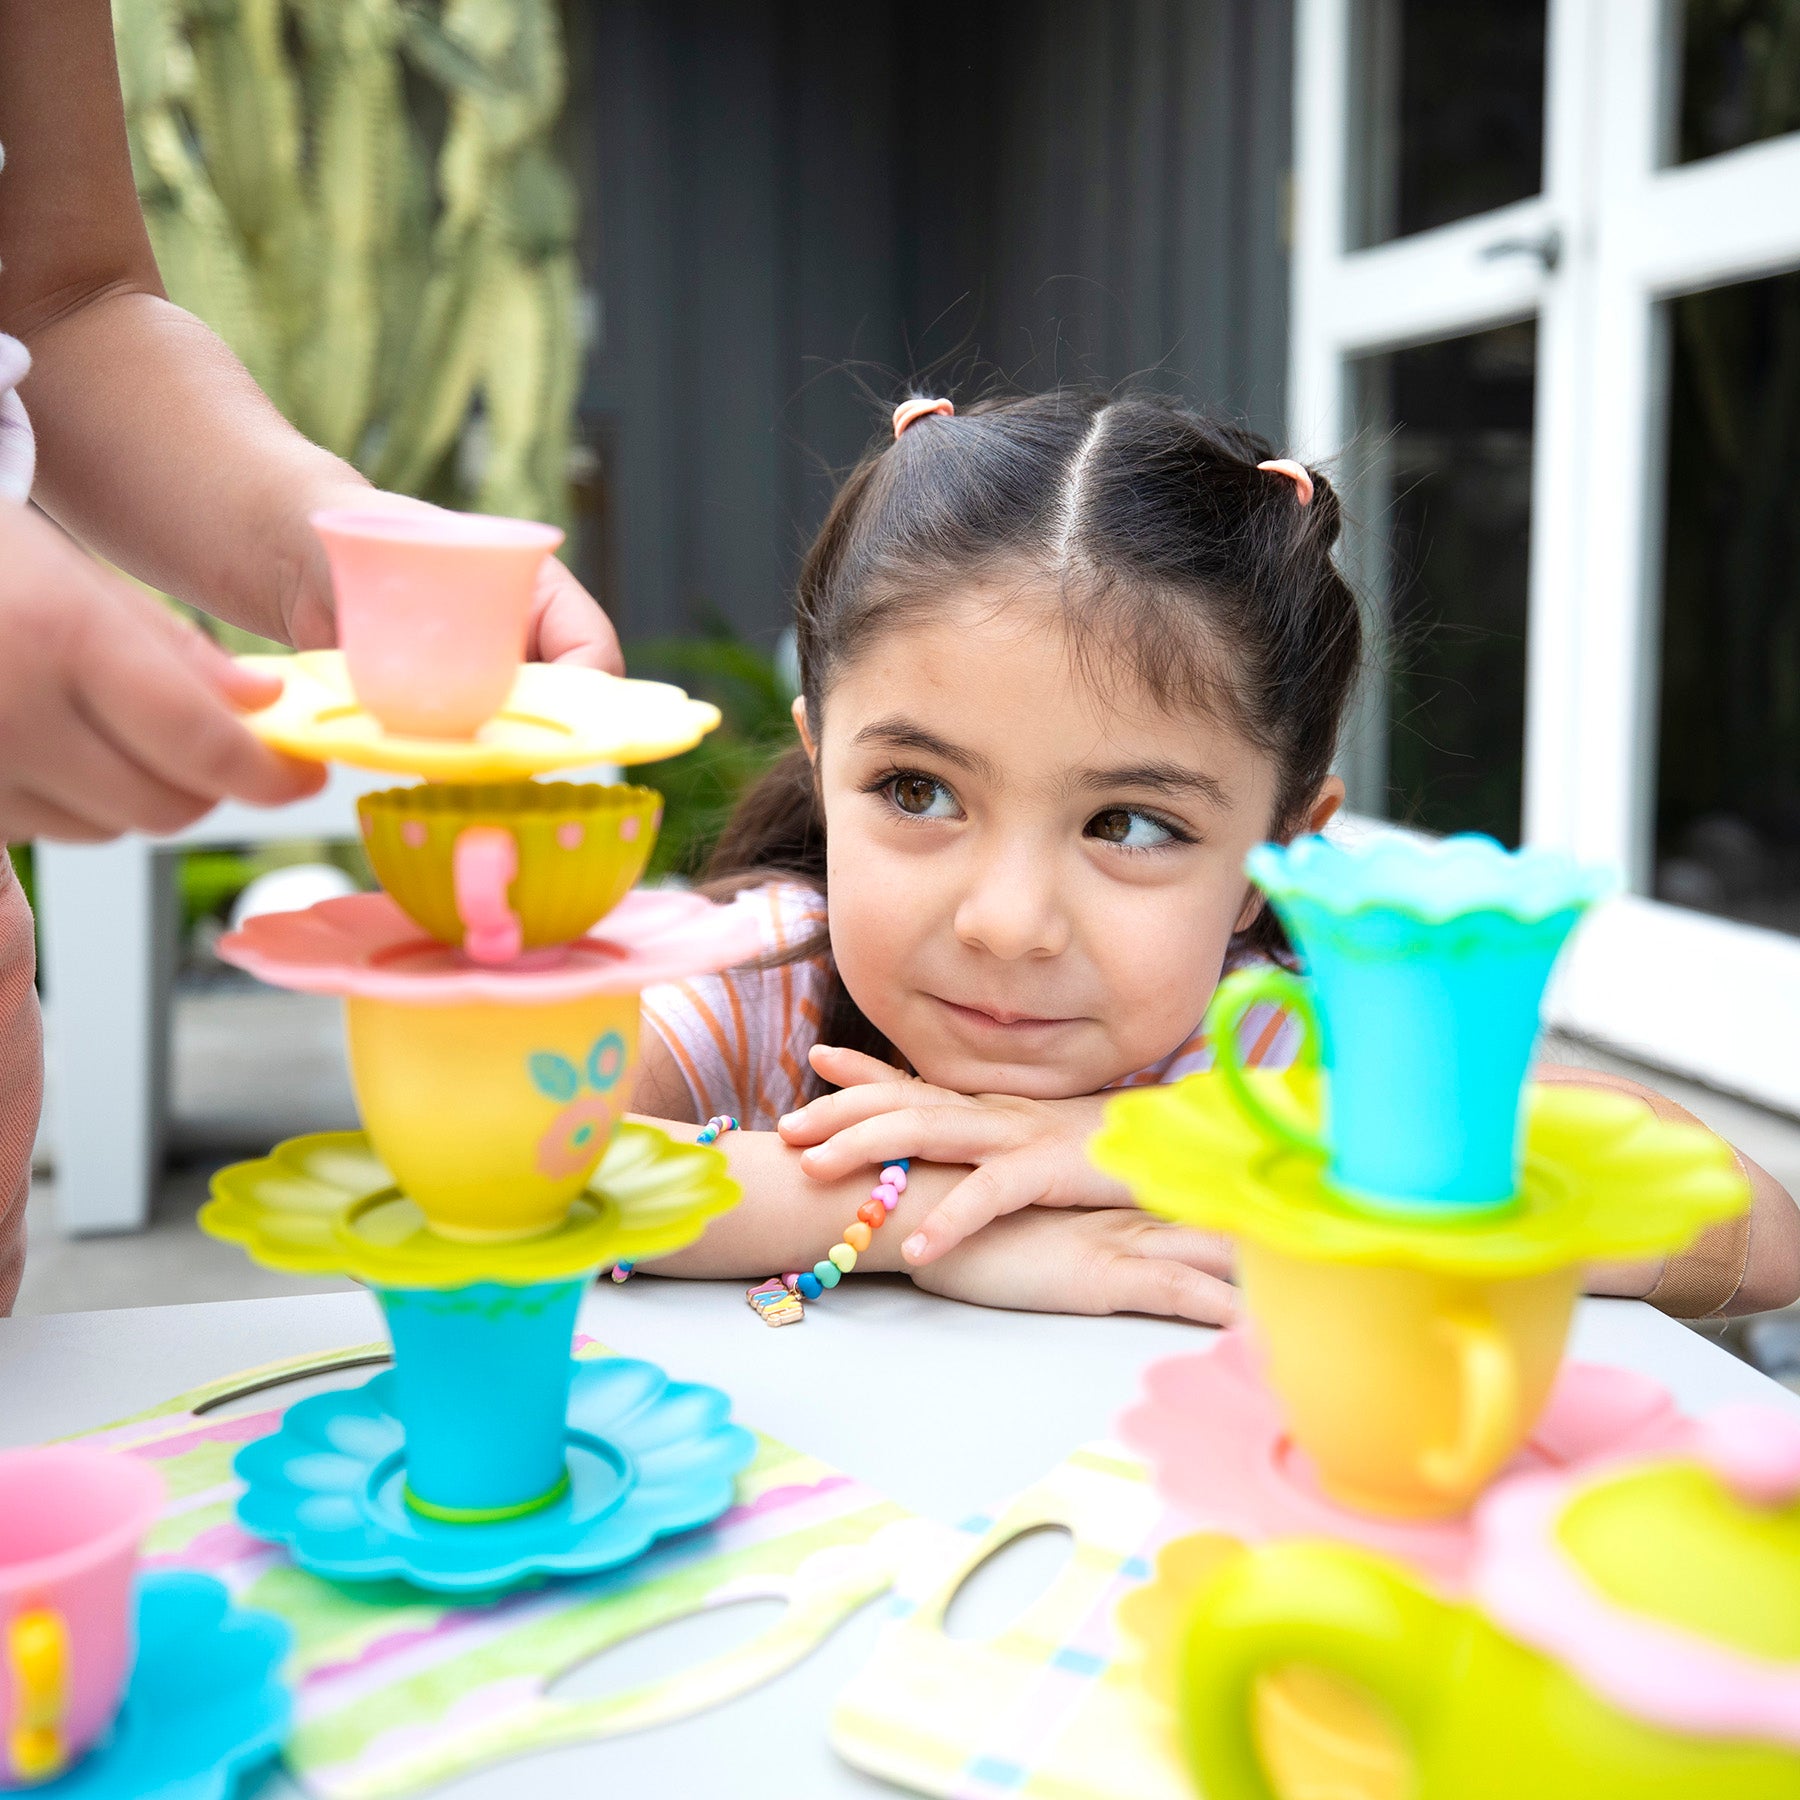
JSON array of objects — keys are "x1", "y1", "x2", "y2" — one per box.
[
  {"x1": 311, "y1": 507, "x2": 565, "y2": 740},
  {"x1": 0, "y1": 1445, "x2": 163, "y2": 1788}
]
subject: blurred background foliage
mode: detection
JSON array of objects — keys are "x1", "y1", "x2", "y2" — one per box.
[{"x1": 112, "y1": 0, "x2": 583, "y2": 654}]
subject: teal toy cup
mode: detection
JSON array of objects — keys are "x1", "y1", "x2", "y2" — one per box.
[
  {"x1": 1210, "y1": 834, "x2": 1614, "y2": 1214},
  {"x1": 375, "y1": 1278, "x2": 585, "y2": 1523}
]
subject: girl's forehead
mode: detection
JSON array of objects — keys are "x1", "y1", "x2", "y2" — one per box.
[{"x1": 823, "y1": 588, "x2": 1274, "y2": 803}]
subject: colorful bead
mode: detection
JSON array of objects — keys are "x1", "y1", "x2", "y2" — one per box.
[
  {"x1": 609, "y1": 1261, "x2": 634, "y2": 1283},
  {"x1": 828, "y1": 1243, "x2": 857, "y2": 1273},
  {"x1": 782, "y1": 1272, "x2": 802, "y2": 1290},
  {"x1": 857, "y1": 1199, "x2": 886, "y2": 1228},
  {"x1": 797, "y1": 1271, "x2": 823, "y2": 1299},
  {"x1": 813, "y1": 1260, "x2": 842, "y2": 1289},
  {"x1": 882, "y1": 1165, "x2": 908, "y2": 1191},
  {"x1": 752, "y1": 1152, "x2": 910, "y2": 1324},
  {"x1": 844, "y1": 1220, "x2": 872, "y2": 1252},
  {"x1": 873, "y1": 1183, "x2": 899, "y2": 1211}
]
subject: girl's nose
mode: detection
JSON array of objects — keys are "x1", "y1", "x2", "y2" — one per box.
[{"x1": 951, "y1": 845, "x2": 1071, "y2": 960}]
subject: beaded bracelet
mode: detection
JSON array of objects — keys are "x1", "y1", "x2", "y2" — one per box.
[
  {"x1": 608, "y1": 1115, "x2": 740, "y2": 1283},
  {"x1": 747, "y1": 1158, "x2": 910, "y2": 1328}
]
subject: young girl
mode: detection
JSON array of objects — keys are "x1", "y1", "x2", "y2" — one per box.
[{"x1": 630, "y1": 389, "x2": 1800, "y2": 1325}]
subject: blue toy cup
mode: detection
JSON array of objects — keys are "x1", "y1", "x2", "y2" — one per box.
[
  {"x1": 375, "y1": 1278, "x2": 584, "y2": 1522},
  {"x1": 1210, "y1": 834, "x2": 1614, "y2": 1213}
]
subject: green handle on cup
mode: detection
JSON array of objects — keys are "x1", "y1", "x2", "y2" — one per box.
[
  {"x1": 1207, "y1": 966, "x2": 1328, "y2": 1159},
  {"x1": 1179, "y1": 1540, "x2": 1447, "y2": 1800}
]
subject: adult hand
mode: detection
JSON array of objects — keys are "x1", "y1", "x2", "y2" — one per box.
[
  {"x1": 280, "y1": 484, "x2": 624, "y2": 673},
  {"x1": 0, "y1": 504, "x2": 323, "y2": 841},
  {"x1": 908, "y1": 1206, "x2": 1239, "y2": 1325},
  {"x1": 777, "y1": 1043, "x2": 1132, "y2": 1266}
]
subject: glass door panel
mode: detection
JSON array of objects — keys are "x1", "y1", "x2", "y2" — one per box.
[
  {"x1": 1343, "y1": 322, "x2": 1536, "y2": 842},
  {"x1": 1670, "y1": 0, "x2": 1800, "y2": 165},
  {"x1": 1348, "y1": 0, "x2": 1548, "y2": 247},
  {"x1": 1653, "y1": 268, "x2": 1800, "y2": 938}
]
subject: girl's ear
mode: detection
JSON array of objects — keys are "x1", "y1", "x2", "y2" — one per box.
[{"x1": 792, "y1": 695, "x2": 818, "y2": 763}]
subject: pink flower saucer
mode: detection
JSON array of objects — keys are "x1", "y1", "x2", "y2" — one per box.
[
  {"x1": 217, "y1": 886, "x2": 763, "y2": 1003},
  {"x1": 1118, "y1": 1329, "x2": 1691, "y2": 1588}
]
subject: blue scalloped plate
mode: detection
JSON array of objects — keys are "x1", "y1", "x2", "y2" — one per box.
[
  {"x1": 233, "y1": 1355, "x2": 756, "y2": 1594},
  {"x1": 34, "y1": 1572, "x2": 288, "y2": 1799}
]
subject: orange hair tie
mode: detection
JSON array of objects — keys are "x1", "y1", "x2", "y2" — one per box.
[
  {"x1": 1256, "y1": 458, "x2": 1314, "y2": 506},
  {"x1": 893, "y1": 397, "x2": 955, "y2": 438}
]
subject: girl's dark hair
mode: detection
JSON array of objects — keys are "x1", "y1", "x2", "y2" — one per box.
[{"x1": 706, "y1": 388, "x2": 1362, "y2": 1064}]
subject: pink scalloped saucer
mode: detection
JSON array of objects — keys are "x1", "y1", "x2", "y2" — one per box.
[
  {"x1": 216, "y1": 887, "x2": 763, "y2": 1002},
  {"x1": 1118, "y1": 1329, "x2": 1691, "y2": 1588}
]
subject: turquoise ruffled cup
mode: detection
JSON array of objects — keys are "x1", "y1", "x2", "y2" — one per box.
[
  {"x1": 1209, "y1": 834, "x2": 1615, "y2": 1214},
  {"x1": 376, "y1": 1278, "x2": 584, "y2": 1522}
]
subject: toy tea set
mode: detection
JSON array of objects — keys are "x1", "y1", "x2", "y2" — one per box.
[
  {"x1": 0, "y1": 508, "x2": 761, "y2": 1794},
  {"x1": 1093, "y1": 832, "x2": 1800, "y2": 1798}
]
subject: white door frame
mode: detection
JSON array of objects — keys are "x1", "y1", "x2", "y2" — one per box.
[{"x1": 1290, "y1": 0, "x2": 1800, "y2": 1116}]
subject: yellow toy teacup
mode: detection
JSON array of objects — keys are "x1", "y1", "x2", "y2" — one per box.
[
  {"x1": 358, "y1": 782, "x2": 661, "y2": 962},
  {"x1": 345, "y1": 991, "x2": 641, "y2": 1241},
  {"x1": 1180, "y1": 1406, "x2": 1800, "y2": 1799},
  {"x1": 1239, "y1": 1240, "x2": 1579, "y2": 1519}
]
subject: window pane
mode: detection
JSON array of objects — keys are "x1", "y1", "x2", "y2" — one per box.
[
  {"x1": 1344, "y1": 324, "x2": 1536, "y2": 843},
  {"x1": 1654, "y1": 271, "x2": 1800, "y2": 937},
  {"x1": 1671, "y1": 0, "x2": 1800, "y2": 166},
  {"x1": 1349, "y1": 0, "x2": 1547, "y2": 248}
]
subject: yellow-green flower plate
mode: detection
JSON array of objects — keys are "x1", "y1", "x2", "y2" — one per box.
[
  {"x1": 201, "y1": 1122, "x2": 735, "y2": 1287},
  {"x1": 1091, "y1": 1070, "x2": 1749, "y2": 1276}
]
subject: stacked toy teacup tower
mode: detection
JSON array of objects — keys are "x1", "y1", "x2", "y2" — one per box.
[
  {"x1": 1094, "y1": 834, "x2": 1785, "y2": 1793},
  {"x1": 197, "y1": 510, "x2": 761, "y2": 1593}
]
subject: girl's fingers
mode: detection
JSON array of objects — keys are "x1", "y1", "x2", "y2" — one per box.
[
  {"x1": 528, "y1": 560, "x2": 624, "y2": 673},
  {"x1": 795, "y1": 1104, "x2": 1014, "y2": 1181},
  {"x1": 1096, "y1": 1254, "x2": 1239, "y2": 1326},
  {"x1": 0, "y1": 788, "x2": 118, "y2": 843},
  {"x1": 903, "y1": 1151, "x2": 1060, "y2": 1265},
  {"x1": 27, "y1": 716, "x2": 216, "y2": 838},
  {"x1": 780, "y1": 1077, "x2": 951, "y2": 1145},
  {"x1": 806, "y1": 1043, "x2": 914, "y2": 1089}
]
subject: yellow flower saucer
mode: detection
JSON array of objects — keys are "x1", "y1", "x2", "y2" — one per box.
[
  {"x1": 201, "y1": 1122, "x2": 735, "y2": 1288},
  {"x1": 237, "y1": 650, "x2": 721, "y2": 778},
  {"x1": 1091, "y1": 1070, "x2": 1749, "y2": 1277}
]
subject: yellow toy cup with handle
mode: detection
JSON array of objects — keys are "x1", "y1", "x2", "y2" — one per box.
[
  {"x1": 1238, "y1": 1239, "x2": 1579, "y2": 1519},
  {"x1": 345, "y1": 991, "x2": 641, "y2": 1242}
]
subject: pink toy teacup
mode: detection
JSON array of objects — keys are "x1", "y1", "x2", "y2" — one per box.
[
  {"x1": 0, "y1": 1445, "x2": 163, "y2": 1787},
  {"x1": 311, "y1": 507, "x2": 564, "y2": 740}
]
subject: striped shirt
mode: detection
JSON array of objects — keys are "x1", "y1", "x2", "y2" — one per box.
[{"x1": 641, "y1": 882, "x2": 1298, "y2": 1129}]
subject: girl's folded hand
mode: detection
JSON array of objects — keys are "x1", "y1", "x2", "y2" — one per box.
[
  {"x1": 0, "y1": 505, "x2": 324, "y2": 842},
  {"x1": 907, "y1": 1205, "x2": 1238, "y2": 1325},
  {"x1": 779, "y1": 1043, "x2": 1132, "y2": 1266}
]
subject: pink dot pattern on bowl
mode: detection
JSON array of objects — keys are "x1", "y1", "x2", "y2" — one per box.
[
  {"x1": 401, "y1": 821, "x2": 429, "y2": 848},
  {"x1": 557, "y1": 822, "x2": 585, "y2": 850},
  {"x1": 618, "y1": 816, "x2": 640, "y2": 842}
]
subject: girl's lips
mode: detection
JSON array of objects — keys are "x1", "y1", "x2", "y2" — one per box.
[{"x1": 932, "y1": 995, "x2": 1081, "y2": 1033}]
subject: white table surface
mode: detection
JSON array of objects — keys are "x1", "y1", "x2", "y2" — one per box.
[{"x1": 3, "y1": 1281, "x2": 1796, "y2": 1797}]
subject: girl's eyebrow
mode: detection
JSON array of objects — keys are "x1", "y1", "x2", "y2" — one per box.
[
  {"x1": 1076, "y1": 761, "x2": 1231, "y2": 809},
  {"x1": 851, "y1": 718, "x2": 998, "y2": 780}
]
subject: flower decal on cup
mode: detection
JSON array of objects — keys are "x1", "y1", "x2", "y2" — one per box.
[{"x1": 531, "y1": 1031, "x2": 632, "y2": 1179}]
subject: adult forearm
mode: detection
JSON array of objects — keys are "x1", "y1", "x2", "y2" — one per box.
[{"x1": 20, "y1": 288, "x2": 364, "y2": 642}]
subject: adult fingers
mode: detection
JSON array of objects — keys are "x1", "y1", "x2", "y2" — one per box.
[
  {"x1": 24, "y1": 713, "x2": 215, "y2": 838},
  {"x1": 795, "y1": 1103, "x2": 1023, "y2": 1181},
  {"x1": 1095, "y1": 1254, "x2": 1239, "y2": 1326},
  {"x1": 78, "y1": 612, "x2": 326, "y2": 808},
  {"x1": 529, "y1": 561, "x2": 624, "y2": 674}
]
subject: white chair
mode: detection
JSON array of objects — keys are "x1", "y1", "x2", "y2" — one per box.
[{"x1": 34, "y1": 763, "x2": 396, "y2": 1235}]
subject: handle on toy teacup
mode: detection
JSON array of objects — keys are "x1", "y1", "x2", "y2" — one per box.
[
  {"x1": 1420, "y1": 1303, "x2": 1518, "y2": 1500},
  {"x1": 1179, "y1": 1541, "x2": 1446, "y2": 1800},
  {"x1": 6, "y1": 1607, "x2": 70, "y2": 1783},
  {"x1": 452, "y1": 825, "x2": 522, "y2": 963},
  {"x1": 1207, "y1": 967, "x2": 1327, "y2": 1158}
]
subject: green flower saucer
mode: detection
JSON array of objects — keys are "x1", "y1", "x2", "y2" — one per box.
[
  {"x1": 1091, "y1": 1070, "x2": 1749, "y2": 1277},
  {"x1": 201, "y1": 1122, "x2": 735, "y2": 1287}
]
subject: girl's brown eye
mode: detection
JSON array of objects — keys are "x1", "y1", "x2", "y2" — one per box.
[
  {"x1": 892, "y1": 775, "x2": 943, "y2": 814},
  {"x1": 1090, "y1": 809, "x2": 1131, "y2": 843}
]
